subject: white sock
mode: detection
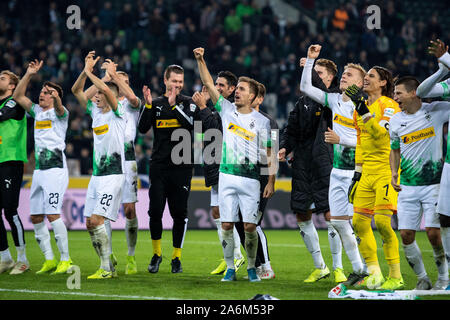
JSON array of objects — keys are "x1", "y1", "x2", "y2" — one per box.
[
  {"x1": 89, "y1": 224, "x2": 110, "y2": 271},
  {"x1": 0, "y1": 248, "x2": 13, "y2": 262},
  {"x1": 441, "y1": 227, "x2": 450, "y2": 267},
  {"x1": 331, "y1": 219, "x2": 364, "y2": 273},
  {"x1": 50, "y1": 218, "x2": 70, "y2": 261},
  {"x1": 298, "y1": 220, "x2": 325, "y2": 269},
  {"x1": 233, "y1": 226, "x2": 243, "y2": 260},
  {"x1": 432, "y1": 245, "x2": 449, "y2": 281},
  {"x1": 214, "y1": 218, "x2": 223, "y2": 243},
  {"x1": 103, "y1": 219, "x2": 113, "y2": 256},
  {"x1": 125, "y1": 217, "x2": 138, "y2": 256},
  {"x1": 33, "y1": 221, "x2": 54, "y2": 261},
  {"x1": 326, "y1": 221, "x2": 342, "y2": 270},
  {"x1": 221, "y1": 228, "x2": 235, "y2": 270},
  {"x1": 16, "y1": 245, "x2": 27, "y2": 263},
  {"x1": 403, "y1": 241, "x2": 427, "y2": 279},
  {"x1": 244, "y1": 230, "x2": 258, "y2": 269}
]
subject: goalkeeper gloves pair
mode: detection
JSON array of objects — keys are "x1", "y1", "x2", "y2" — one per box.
[
  {"x1": 345, "y1": 84, "x2": 370, "y2": 117},
  {"x1": 348, "y1": 168, "x2": 362, "y2": 204}
]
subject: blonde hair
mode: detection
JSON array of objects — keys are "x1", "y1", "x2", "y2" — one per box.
[
  {"x1": 316, "y1": 59, "x2": 338, "y2": 77},
  {"x1": 344, "y1": 63, "x2": 366, "y2": 80},
  {"x1": 0, "y1": 70, "x2": 20, "y2": 90}
]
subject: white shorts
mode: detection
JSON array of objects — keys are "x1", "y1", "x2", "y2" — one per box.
[
  {"x1": 210, "y1": 184, "x2": 219, "y2": 207},
  {"x1": 84, "y1": 174, "x2": 125, "y2": 222},
  {"x1": 397, "y1": 184, "x2": 440, "y2": 230},
  {"x1": 218, "y1": 172, "x2": 260, "y2": 224},
  {"x1": 121, "y1": 160, "x2": 138, "y2": 204},
  {"x1": 329, "y1": 168, "x2": 354, "y2": 217},
  {"x1": 437, "y1": 163, "x2": 450, "y2": 217},
  {"x1": 30, "y1": 168, "x2": 69, "y2": 215}
]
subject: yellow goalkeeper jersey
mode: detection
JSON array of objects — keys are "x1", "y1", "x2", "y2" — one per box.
[{"x1": 354, "y1": 95, "x2": 400, "y2": 175}]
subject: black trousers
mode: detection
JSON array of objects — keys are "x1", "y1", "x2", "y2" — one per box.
[
  {"x1": 148, "y1": 163, "x2": 192, "y2": 248},
  {"x1": 235, "y1": 174, "x2": 270, "y2": 267},
  {"x1": 0, "y1": 161, "x2": 26, "y2": 251}
]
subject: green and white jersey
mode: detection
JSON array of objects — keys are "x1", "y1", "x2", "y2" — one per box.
[
  {"x1": 215, "y1": 95, "x2": 271, "y2": 180},
  {"x1": 120, "y1": 97, "x2": 141, "y2": 161},
  {"x1": 324, "y1": 93, "x2": 357, "y2": 170},
  {"x1": 87, "y1": 99, "x2": 126, "y2": 176},
  {"x1": 390, "y1": 101, "x2": 450, "y2": 186},
  {"x1": 29, "y1": 104, "x2": 69, "y2": 170}
]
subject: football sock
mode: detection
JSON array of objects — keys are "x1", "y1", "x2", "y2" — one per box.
[
  {"x1": 297, "y1": 220, "x2": 325, "y2": 269},
  {"x1": 16, "y1": 245, "x2": 27, "y2": 264},
  {"x1": 233, "y1": 226, "x2": 243, "y2": 260},
  {"x1": 221, "y1": 228, "x2": 235, "y2": 270},
  {"x1": 152, "y1": 239, "x2": 162, "y2": 257},
  {"x1": 432, "y1": 244, "x2": 448, "y2": 281},
  {"x1": 33, "y1": 221, "x2": 54, "y2": 261},
  {"x1": 374, "y1": 212, "x2": 401, "y2": 279},
  {"x1": 89, "y1": 224, "x2": 110, "y2": 271},
  {"x1": 172, "y1": 247, "x2": 182, "y2": 260},
  {"x1": 0, "y1": 248, "x2": 12, "y2": 262},
  {"x1": 402, "y1": 241, "x2": 427, "y2": 279},
  {"x1": 441, "y1": 226, "x2": 450, "y2": 269},
  {"x1": 326, "y1": 221, "x2": 342, "y2": 270},
  {"x1": 50, "y1": 218, "x2": 70, "y2": 261},
  {"x1": 214, "y1": 218, "x2": 223, "y2": 242},
  {"x1": 104, "y1": 219, "x2": 113, "y2": 256},
  {"x1": 352, "y1": 213, "x2": 380, "y2": 274},
  {"x1": 331, "y1": 219, "x2": 364, "y2": 273},
  {"x1": 125, "y1": 217, "x2": 138, "y2": 256},
  {"x1": 244, "y1": 230, "x2": 258, "y2": 269}
]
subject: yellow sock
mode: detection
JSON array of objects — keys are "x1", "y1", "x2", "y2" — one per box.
[
  {"x1": 152, "y1": 239, "x2": 162, "y2": 257},
  {"x1": 352, "y1": 213, "x2": 379, "y2": 266},
  {"x1": 374, "y1": 212, "x2": 401, "y2": 278},
  {"x1": 172, "y1": 247, "x2": 182, "y2": 260}
]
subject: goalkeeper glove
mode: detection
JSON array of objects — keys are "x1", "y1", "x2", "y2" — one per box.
[
  {"x1": 348, "y1": 168, "x2": 362, "y2": 204},
  {"x1": 345, "y1": 84, "x2": 370, "y2": 117}
]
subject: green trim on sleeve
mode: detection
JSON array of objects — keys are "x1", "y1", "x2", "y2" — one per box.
[
  {"x1": 86, "y1": 99, "x2": 93, "y2": 115},
  {"x1": 324, "y1": 92, "x2": 329, "y2": 107},
  {"x1": 56, "y1": 108, "x2": 68, "y2": 119},
  {"x1": 113, "y1": 101, "x2": 124, "y2": 117},
  {"x1": 214, "y1": 95, "x2": 224, "y2": 112},
  {"x1": 28, "y1": 103, "x2": 36, "y2": 118},
  {"x1": 390, "y1": 139, "x2": 400, "y2": 150},
  {"x1": 440, "y1": 82, "x2": 449, "y2": 99}
]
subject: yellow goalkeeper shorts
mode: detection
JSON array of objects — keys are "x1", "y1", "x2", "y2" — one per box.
[{"x1": 353, "y1": 173, "x2": 398, "y2": 215}]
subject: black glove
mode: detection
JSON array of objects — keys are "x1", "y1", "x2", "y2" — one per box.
[
  {"x1": 348, "y1": 171, "x2": 362, "y2": 204},
  {"x1": 345, "y1": 84, "x2": 370, "y2": 116}
]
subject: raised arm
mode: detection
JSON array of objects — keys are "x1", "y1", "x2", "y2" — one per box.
[
  {"x1": 71, "y1": 52, "x2": 94, "y2": 110},
  {"x1": 193, "y1": 48, "x2": 220, "y2": 105},
  {"x1": 13, "y1": 59, "x2": 43, "y2": 112},
  {"x1": 416, "y1": 63, "x2": 449, "y2": 98},
  {"x1": 105, "y1": 59, "x2": 140, "y2": 108},
  {"x1": 84, "y1": 53, "x2": 118, "y2": 111},
  {"x1": 299, "y1": 45, "x2": 327, "y2": 105}
]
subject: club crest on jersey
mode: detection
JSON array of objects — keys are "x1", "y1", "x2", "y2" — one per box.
[
  {"x1": 401, "y1": 127, "x2": 435, "y2": 144},
  {"x1": 249, "y1": 119, "x2": 255, "y2": 129},
  {"x1": 5, "y1": 100, "x2": 16, "y2": 108},
  {"x1": 227, "y1": 122, "x2": 256, "y2": 141}
]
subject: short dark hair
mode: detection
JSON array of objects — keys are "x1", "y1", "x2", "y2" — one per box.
[
  {"x1": 256, "y1": 82, "x2": 266, "y2": 98},
  {"x1": 164, "y1": 64, "x2": 184, "y2": 80},
  {"x1": 105, "y1": 82, "x2": 119, "y2": 97},
  {"x1": 316, "y1": 59, "x2": 338, "y2": 77},
  {"x1": 43, "y1": 81, "x2": 63, "y2": 99},
  {"x1": 217, "y1": 71, "x2": 238, "y2": 88},
  {"x1": 394, "y1": 76, "x2": 420, "y2": 92}
]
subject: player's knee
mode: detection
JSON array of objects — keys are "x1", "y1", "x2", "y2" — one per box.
[
  {"x1": 222, "y1": 222, "x2": 233, "y2": 231},
  {"x1": 244, "y1": 223, "x2": 256, "y2": 233},
  {"x1": 425, "y1": 227, "x2": 441, "y2": 246},
  {"x1": 400, "y1": 229, "x2": 415, "y2": 245},
  {"x1": 296, "y1": 211, "x2": 311, "y2": 222},
  {"x1": 439, "y1": 214, "x2": 450, "y2": 228},
  {"x1": 46, "y1": 214, "x2": 60, "y2": 223},
  {"x1": 374, "y1": 214, "x2": 395, "y2": 240},
  {"x1": 124, "y1": 204, "x2": 136, "y2": 219},
  {"x1": 31, "y1": 215, "x2": 45, "y2": 224},
  {"x1": 211, "y1": 206, "x2": 220, "y2": 219}
]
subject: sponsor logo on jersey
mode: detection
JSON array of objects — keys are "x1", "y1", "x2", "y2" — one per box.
[
  {"x1": 156, "y1": 118, "x2": 181, "y2": 128},
  {"x1": 93, "y1": 124, "x2": 109, "y2": 135},
  {"x1": 333, "y1": 114, "x2": 354, "y2": 128},
  {"x1": 35, "y1": 120, "x2": 52, "y2": 129},
  {"x1": 227, "y1": 122, "x2": 256, "y2": 141},
  {"x1": 401, "y1": 127, "x2": 435, "y2": 144}
]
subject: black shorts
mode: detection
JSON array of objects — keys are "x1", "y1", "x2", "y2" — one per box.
[{"x1": 0, "y1": 161, "x2": 24, "y2": 210}]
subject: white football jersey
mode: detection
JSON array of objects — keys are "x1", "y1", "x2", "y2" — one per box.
[
  {"x1": 215, "y1": 95, "x2": 271, "y2": 180},
  {"x1": 390, "y1": 101, "x2": 450, "y2": 185},
  {"x1": 29, "y1": 104, "x2": 69, "y2": 170},
  {"x1": 87, "y1": 99, "x2": 126, "y2": 176},
  {"x1": 325, "y1": 92, "x2": 357, "y2": 170},
  {"x1": 119, "y1": 97, "x2": 141, "y2": 161}
]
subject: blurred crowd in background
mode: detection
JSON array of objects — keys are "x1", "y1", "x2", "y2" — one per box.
[{"x1": 0, "y1": 0, "x2": 448, "y2": 177}]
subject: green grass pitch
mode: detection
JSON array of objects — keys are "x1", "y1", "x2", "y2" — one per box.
[{"x1": 0, "y1": 229, "x2": 449, "y2": 300}]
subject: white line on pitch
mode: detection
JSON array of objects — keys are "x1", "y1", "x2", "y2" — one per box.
[{"x1": 0, "y1": 288, "x2": 184, "y2": 300}]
